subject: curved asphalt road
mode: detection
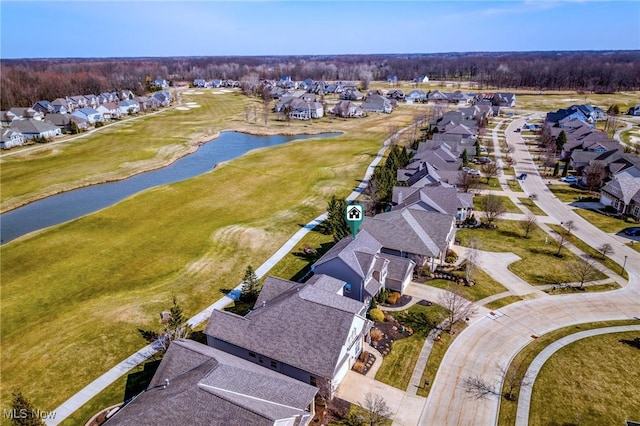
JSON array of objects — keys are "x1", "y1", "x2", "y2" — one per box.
[{"x1": 419, "y1": 117, "x2": 640, "y2": 425}]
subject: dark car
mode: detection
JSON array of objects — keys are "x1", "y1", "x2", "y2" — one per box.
[
  {"x1": 517, "y1": 173, "x2": 528, "y2": 180},
  {"x1": 624, "y1": 227, "x2": 640, "y2": 236}
]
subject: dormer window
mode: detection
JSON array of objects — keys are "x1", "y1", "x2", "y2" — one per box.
[{"x1": 344, "y1": 283, "x2": 352, "y2": 293}]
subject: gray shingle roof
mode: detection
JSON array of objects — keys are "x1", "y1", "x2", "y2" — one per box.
[
  {"x1": 106, "y1": 339, "x2": 317, "y2": 426},
  {"x1": 9, "y1": 119, "x2": 57, "y2": 134},
  {"x1": 377, "y1": 253, "x2": 415, "y2": 282},
  {"x1": 393, "y1": 185, "x2": 473, "y2": 214},
  {"x1": 205, "y1": 276, "x2": 367, "y2": 379},
  {"x1": 361, "y1": 208, "x2": 455, "y2": 257},
  {"x1": 312, "y1": 230, "x2": 382, "y2": 279}
]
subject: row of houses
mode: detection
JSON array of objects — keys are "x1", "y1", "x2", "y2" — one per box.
[
  {"x1": 107, "y1": 175, "x2": 467, "y2": 425},
  {"x1": 544, "y1": 106, "x2": 640, "y2": 220},
  {"x1": 192, "y1": 78, "x2": 241, "y2": 88},
  {"x1": 0, "y1": 91, "x2": 172, "y2": 149}
]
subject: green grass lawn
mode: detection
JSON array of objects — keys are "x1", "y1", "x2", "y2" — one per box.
[
  {"x1": 0, "y1": 101, "x2": 424, "y2": 417},
  {"x1": 456, "y1": 220, "x2": 606, "y2": 286},
  {"x1": 423, "y1": 267, "x2": 508, "y2": 302},
  {"x1": 529, "y1": 331, "x2": 640, "y2": 426},
  {"x1": 484, "y1": 295, "x2": 524, "y2": 310},
  {"x1": 517, "y1": 198, "x2": 547, "y2": 216},
  {"x1": 547, "y1": 184, "x2": 595, "y2": 203},
  {"x1": 573, "y1": 208, "x2": 636, "y2": 234},
  {"x1": 497, "y1": 319, "x2": 640, "y2": 426},
  {"x1": 374, "y1": 304, "x2": 448, "y2": 390},
  {"x1": 547, "y1": 223, "x2": 628, "y2": 279},
  {"x1": 628, "y1": 242, "x2": 640, "y2": 252},
  {"x1": 473, "y1": 195, "x2": 521, "y2": 213},
  {"x1": 266, "y1": 229, "x2": 336, "y2": 282},
  {"x1": 506, "y1": 179, "x2": 523, "y2": 192}
]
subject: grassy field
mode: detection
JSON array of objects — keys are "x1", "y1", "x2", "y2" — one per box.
[
  {"x1": 529, "y1": 331, "x2": 640, "y2": 426},
  {"x1": 514, "y1": 92, "x2": 640, "y2": 112},
  {"x1": 374, "y1": 304, "x2": 448, "y2": 390},
  {"x1": 497, "y1": 319, "x2": 640, "y2": 426},
  {"x1": 0, "y1": 91, "x2": 425, "y2": 418},
  {"x1": 423, "y1": 267, "x2": 508, "y2": 301},
  {"x1": 456, "y1": 220, "x2": 607, "y2": 286}
]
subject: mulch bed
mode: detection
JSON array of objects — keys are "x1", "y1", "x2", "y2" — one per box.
[
  {"x1": 370, "y1": 317, "x2": 413, "y2": 356},
  {"x1": 379, "y1": 294, "x2": 413, "y2": 308},
  {"x1": 313, "y1": 397, "x2": 351, "y2": 424},
  {"x1": 352, "y1": 351, "x2": 376, "y2": 375}
]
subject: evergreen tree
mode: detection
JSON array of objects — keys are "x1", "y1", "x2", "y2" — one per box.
[
  {"x1": 474, "y1": 140, "x2": 481, "y2": 157},
  {"x1": 326, "y1": 195, "x2": 350, "y2": 241},
  {"x1": 462, "y1": 148, "x2": 469, "y2": 167},
  {"x1": 164, "y1": 296, "x2": 192, "y2": 344},
  {"x1": 11, "y1": 391, "x2": 45, "y2": 426},
  {"x1": 555, "y1": 130, "x2": 567, "y2": 153},
  {"x1": 240, "y1": 265, "x2": 261, "y2": 301}
]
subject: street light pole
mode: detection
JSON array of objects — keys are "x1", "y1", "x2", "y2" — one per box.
[{"x1": 621, "y1": 255, "x2": 628, "y2": 275}]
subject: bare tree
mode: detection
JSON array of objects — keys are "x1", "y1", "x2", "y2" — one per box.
[
  {"x1": 570, "y1": 256, "x2": 599, "y2": 289},
  {"x1": 438, "y1": 286, "x2": 476, "y2": 331},
  {"x1": 358, "y1": 392, "x2": 391, "y2": 426},
  {"x1": 520, "y1": 212, "x2": 538, "y2": 239},
  {"x1": 481, "y1": 162, "x2": 499, "y2": 184},
  {"x1": 483, "y1": 194, "x2": 507, "y2": 225},
  {"x1": 465, "y1": 238, "x2": 480, "y2": 282},
  {"x1": 598, "y1": 243, "x2": 614, "y2": 260},
  {"x1": 462, "y1": 376, "x2": 499, "y2": 400},
  {"x1": 497, "y1": 361, "x2": 533, "y2": 401},
  {"x1": 584, "y1": 161, "x2": 606, "y2": 192},
  {"x1": 457, "y1": 171, "x2": 479, "y2": 194},
  {"x1": 555, "y1": 220, "x2": 575, "y2": 257}
]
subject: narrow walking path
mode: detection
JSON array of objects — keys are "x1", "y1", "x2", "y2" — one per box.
[
  {"x1": 45, "y1": 120, "x2": 419, "y2": 425},
  {"x1": 515, "y1": 324, "x2": 640, "y2": 426}
]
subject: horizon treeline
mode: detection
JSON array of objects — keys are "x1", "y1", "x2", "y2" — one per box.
[{"x1": 1, "y1": 51, "x2": 639, "y2": 109}]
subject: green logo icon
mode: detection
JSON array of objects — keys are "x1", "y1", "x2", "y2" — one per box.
[{"x1": 345, "y1": 203, "x2": 364, "y2": 238}]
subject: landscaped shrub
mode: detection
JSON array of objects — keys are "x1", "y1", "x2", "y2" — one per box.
[
  {"x1": 445, "y1": 249, "x2": 459, "y2": 264},
  {"x1": 352, "y1": 360, "x2": 365, "y2": 373},
  {"x1": 387, "y1": 292, "x2": 401, "y2": 305},
  {"x1": 377, "y1": 289, "x2": 389, "y2": 304},
  {"x1": 370, "y1": 328, "x2": 383, "y2": 341},
  {"x1": 359, "y1": 351, "x2": 369, "y2": 362},
  {"x1": 369, "y1": 308, "x2": 384, "y2": 322}
]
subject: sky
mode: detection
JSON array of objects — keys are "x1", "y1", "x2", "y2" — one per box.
[{"x1": 1, "y1": 0, "x2": 639, "y2": 59}]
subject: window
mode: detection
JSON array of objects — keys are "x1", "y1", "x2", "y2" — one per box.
[
  {"x1": 310, "y1": 376, "x2": 317, "y2": 386},
  {"x1": 344, "y1": 283, "x2": 352, "y2": 293},
  {"x1": 270, "y1": 360, "x2": 278, "y2": 369},
  {"x1": 248, "y1": 352, "x2": 256, "y2": 358}
]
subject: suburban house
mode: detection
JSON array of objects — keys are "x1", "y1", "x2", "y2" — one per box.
[
  {"x1": 331, "y1": 100, "x2": 364, "y2": 118},
  {"x1": 84, "y1": 94, "x2": 99, "y2": 109},
  {"x1": 600, "y1": 166, "x2": 640, "y2": 220},
  {"x1": 71, "y1": 107, "x2": 103, "y2": 124},
  {"x1": 447, "y1": 91, "x2": 472, "y2": 105},
  {"x1": 312, "y1": 229, "x2": 416, "y2": 297},
  {"x1": 32, "y1": 100, "x2": 56, "y2": 114},
  {"x1": 360, "y1": 207, "x2": 457, "y2": 272},
  {"x1": 340, "y1": 88, "x2": 364, "y2": 101},
  {"x1": 405, "y1": 90, "x2": 427, "y2": 104},
  {"x1": 51, "y1": 98, "x2": 70, "y2": 113},
  {"x1": 9, "y1": 107, "x2": 44, "y2": 121},
  {"x1": 153, "y1": 91, "x2": 172, "y2": 107},
  {"x1": 118, "y1": 100, "x2": 140, "y2": 115},
  {"x1": 44, "y1": 113, "x2": 72, "y2": 130},
  {"x1": 104, "y1": 339, "x2": 318, "y2": 426},
  {"x1": 133, "y1": 96, "x2": 154, "y2": 111},
  {"x1": 413, "y1": 75, "x2": 429, "y2": 84},
  {"x1": 1, "y1": 111, "x2": 18, "y2": 126},
  {"x1": 10, "y1": 119, "x2": 61, "y2": 139},
  {"x1": 96, "y1": 103, "x2": 121, "y2": 120},
  {"x1": 193, "y1": 79, "x2": 208, "y2": 88},
  {"x1": 205, "y1": 275, "x2": 371, "y2": 397},
  {"x1": 428, "y1": 90, "x2": 449, "y2": 103},
  {"x1": 391, "y1": 184, "x2": 474, "y2": 224},
  {"x1": 152, "y1": 79, "x2": 169, "y2": 89},
  {"x1": 361, "y1": 94, "x2": 392, "y2": 113},
  {"x1": 1, "y1": 128, "x2": 25, "y2": 149},
  {"x1": 397, "y1": 145, "x2": 462, "y2": 187},
  {"x1": 491, "y1": 92, "x2": 516, "y2": 107},
  {"x1": 386, "y1": 89, "x2": 405, "y2": 100},
  {"x1": 68, "y1": 95, "x2": 89, "y2": 110}
]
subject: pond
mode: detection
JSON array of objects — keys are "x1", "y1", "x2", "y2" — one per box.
[{"x1": 1, "y1": 131, "x2": 341, "y2": 244}]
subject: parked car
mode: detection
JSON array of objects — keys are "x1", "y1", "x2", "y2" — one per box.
[
  {"x1": 515, "y1": 128, "x2": 521, "y2": 132},
  {"x1": 517, "y1": 173, "x2": 528, "y2": 180},
  {"x1": 476, "y1": 157, "x2": 492, "y2": 164},
  {"x1": 624, "y1": 227, "x2": 640, "y2": 236},
  {"x1": 560, "y1": 176, "x2": 578, "y2": 183},
  {"x1": 467, "y1": 169, "x2": 481, "y2": 176}
]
